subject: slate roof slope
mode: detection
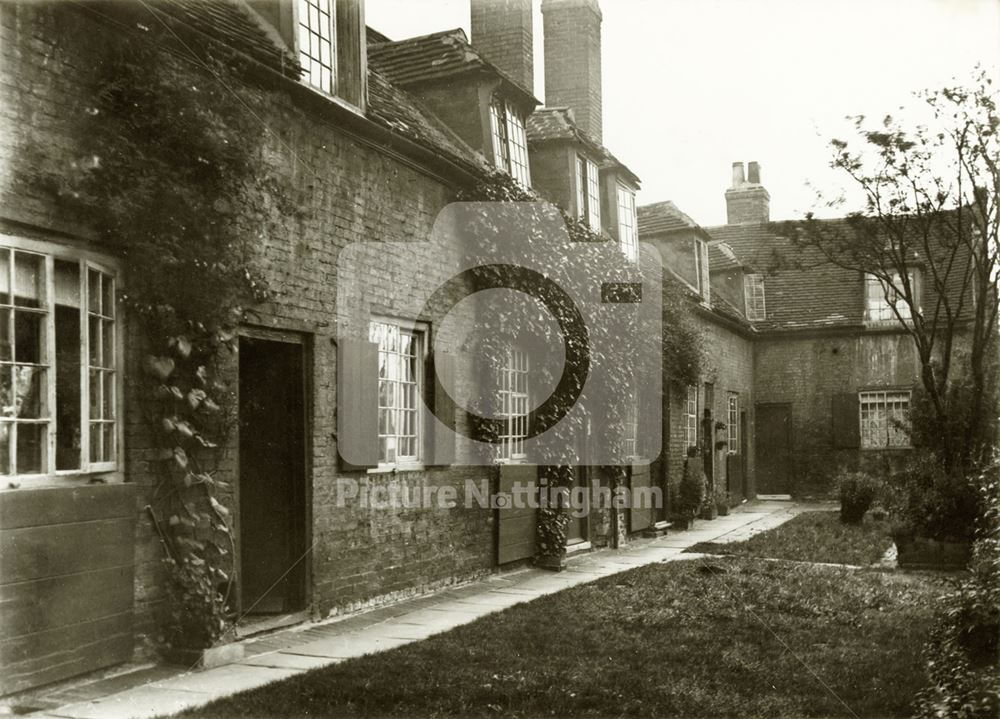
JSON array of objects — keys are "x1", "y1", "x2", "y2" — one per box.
[
  {"x1": 368, "y1": 28, "x2": 538, "y2": 106},
  {"x1": 708, "y1": 242, "x2": 742, "y2": 271},
  {"x1": 707, "y1": 222, "x2": 863, "y2": 331},
  {"x1": 527, "y1": 107, "x2": 640, "y2": 185}
]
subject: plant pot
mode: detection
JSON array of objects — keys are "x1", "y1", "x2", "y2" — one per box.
[
  {"x1": 893, "y1": 534, "x2": 972, "y2": 570},
  {"x1": 669, "y1": 514, "x2": 693, "y2": 531},
  {"x1": 700, "y1": 504, "x2": 718, "y2": 520},
  {"x1": 717, "y1": 502, "x2": 730, "y2": 516}
]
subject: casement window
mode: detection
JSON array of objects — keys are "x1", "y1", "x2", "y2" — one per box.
[
  {"x1": 369, "y1": 320, "x2": 424, "y2": 468},
  {"x1": 489, "y1": 97, "x2": 531, "y2": 187},
  {"x1": 684, "y1": 385, "x2": 698, "y2": 451},
  {"x1": 0, "y1": 239, "x2": 120, "y2": 481},
  {"x1": 616, "y1": 184, "x2": 638, "y2": 263},
  {"x1": 864, "y1": 272, "x2": 914, "y2": 323},
  {"x1": 744, "y1": 273, "x2": 766, "y2": 321},
  {"x1": 296, "y1": 0, "x2": 365, "y2": 107},
  {"x1": 694, "y1": 238, "x2": 710, "y2": 300},
  {"x1": 576, "y1": 155, "x2": 602, "y2": 232},
  {"x1": 727, "y1": 394, "x2": 739, "y2": 454},
  {"x1": 859, "y1": 390, "x2": 911, "y2": 449},
  {"x1": 498, "y1": 348, "x2": 529, "y2": 462},
  {"x1": 622, "y1": 391, "x2": 640, "y2": 459}
]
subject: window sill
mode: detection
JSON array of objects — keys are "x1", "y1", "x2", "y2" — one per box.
[
  {"x1": 367, "y1": 462, "x2": 426, "y2": 475},
  {"x1": 860, "y1": 446, "x2": 913, "y2": 452},
  {"x1": 1, "y1": 468, "x2": 123, "y2": 491}
]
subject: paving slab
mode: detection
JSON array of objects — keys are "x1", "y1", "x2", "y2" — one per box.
[
  {"x1": 151, "y1": 664, "x2": 298, "y2": 697},
  {"x1": 285, "y1": 633, "x2": 413, "y2": 659},
  {"x1": 48, "y1": 687, "x2": 207, "y2": 719},
  {"x1": 238, "y1": 652, "x2": 336, "y2": 670}
]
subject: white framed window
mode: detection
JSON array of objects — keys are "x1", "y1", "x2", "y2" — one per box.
[
  {"x1": 616, "y1": 184, "x2": 638, "y2": 263},
  {"x1": 490, "y1": 97, "x2": 531, "y2": 187},
  {"x1": 684, "y1": 385, "x2": 698, "y2": 451},
  {"x1": 297, "y1": 0, "x2": 336, "y2": 94},
  {"x1": 859, "y1": 390, "x2": 911, "y2": 449},
  {"x1": 744, "y1": 273, "x2": 766, "y2": 321},
  {"x1": 370, "y1": 320, "x2": 424, "y2": 468},
  {"x1": 576, "y1": 155, "x2": 601, "y2": 232},
  {"x1": 0, "y1": 237, "x2": 120, "y2": 483},
  {"x1": 727, "y1": 393, "x2": 739, "y2": 454},
  {"x1": 865, "y1": 272, "x2": 914, "y2": 323},
  {"x1": 498, "y1": 348, "x2": 529, "y2": 462},
  {"x1": 623, "y1": 390, "x2": 639, "y2": 459}
]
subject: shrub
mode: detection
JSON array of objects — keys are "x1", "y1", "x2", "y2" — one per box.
[
  {"x1": 678, "y1": 458, "x2": 706, "y2": 520},
  {"x1": 888, "y1": 451, "x2": 981, "y2": 542},
  {"x1": 837, "y1": 470, "x2": 880, "y2": 524},
  {"x1": 913, "y1": 458, "x2": 1000, "y2": 718}
]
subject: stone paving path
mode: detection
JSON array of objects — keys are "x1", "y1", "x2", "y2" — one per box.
[{"x1": 28, "y1": 500, "x2": 821, "y2": 719}]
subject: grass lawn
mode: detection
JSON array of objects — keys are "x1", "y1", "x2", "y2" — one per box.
[
  {"x1": 686, "y1": 510, "x2": 894, "y2": 566},
  {"x1": 180, "y1": 558, "x2": 941, "y2": 718}
]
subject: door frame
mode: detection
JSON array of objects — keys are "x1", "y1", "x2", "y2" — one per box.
[{"x1": 236, "y1": 325, "x2": 313, "y2": 617}]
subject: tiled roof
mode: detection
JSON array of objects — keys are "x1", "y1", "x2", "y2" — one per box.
[
  {"x1": 527, "y1": 107, "x2": 640, "y2": 186},
  {"x1": 154, "y1": 0, "x2": 301, "y2": 76},
  {"x1": 707, "y1": 222, "x2": 863, "y2": 331},
  {"x1": 637, "y1": 200, "x2": 702, "y2": 236},
  {"x1": 368, "y1": 29, "x2": 537, "y2": 107},
  {"x1": 708, "y1": 242, "x2": 742, "y2": 271}
]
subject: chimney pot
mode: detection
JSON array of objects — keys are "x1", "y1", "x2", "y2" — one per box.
[
  {"x1": 731, "y1": 161, "x2": 746, "y2": 188},
  {"x1": 747, "y1": 161, "x2": 761, "y2": 184}
]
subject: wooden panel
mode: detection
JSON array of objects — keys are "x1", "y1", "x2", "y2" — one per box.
[
  {"x1": 426, "y1": 350, "x2": 455, "y2": 466},
  {"x1": 726, "y1": 454, "x2": 744, "y2": 501},
  {"x1": 0, "y1": 517, "x2": 133, "y2": 583},
  {"x1": 629, "y1": 464, "x2": 653, "y2": 533},
  {"x1": 335, "y1": 0, "x2": 366, "y2": 108},
  {"x1": 0, "y1": 565, "x2": 133, "y2": 638},
  {"x1": 0, "y1": 483, "x2": 134, "y2": 530},
  {"x1": 337, "y1": 338, "x2": 379, "y2": 471},
  {"x1": 756, "y1": 403, "x2": 791, "y2": 494},
  {"x1": 0, "y1": 611, "x2": 133, "y2": 695},
  {"x1": 831, "y1": 393, "x2": 860, "y2": 448},
  {"x1": 496, "y1": 464, "x2": 537, "y2": 565}
]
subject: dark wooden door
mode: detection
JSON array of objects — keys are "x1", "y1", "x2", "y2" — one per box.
[
  {"x1": 239, "y1": 335, "x2": 307, "y2": 614},
  {"x1": 628, "y1": 463, "x2": 653, "y2": 534},
  {"x1": 565, "y1": 466, "x2": 588, "y2": 545},
  {"x1": 496, "y1": 463, "x2": 537, "y2": 564},
  {"x1": 756, "y1": 403, "x2": 791, "y2": 495}
]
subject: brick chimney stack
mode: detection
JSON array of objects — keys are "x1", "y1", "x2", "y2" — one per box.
[
  {"x1": 470, "y1": 0, "x2": 535, "y2": 94},
  {"x1": 541, "y1": 0, "x2": 603, "y2": 143},
  {"x1": 726, "y1": 160, "x2": 770, "y2": 225}
]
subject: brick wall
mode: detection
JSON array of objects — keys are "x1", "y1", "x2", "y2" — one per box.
[
  {"x1": 753, "y1": 330, "x2": 919, "y2": 495},
  {"x1": 724, "y1": 186, "x2": 770, "y2": 225},
  {"x1": 470, "y1": 0, "x2": 534, "y2": 94},
  {"x1": 0, "y1": 3, "x2": 497, "y2": 673}
]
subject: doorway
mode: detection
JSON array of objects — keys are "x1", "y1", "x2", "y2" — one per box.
[
  {"x1": 756, "y1": 403, "x2": 792, "y2": 495},
  {"x1": 238, "y1": 334, "x2": 308, "y2": 615}
]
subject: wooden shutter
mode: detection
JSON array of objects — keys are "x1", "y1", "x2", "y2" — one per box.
[
  {"x1": 496, "y1": 463, "x2": 538, "y2": 564},
  {"x1": 628, "y1": 463, "x2": 653, "y2": 534},
  {"x1": 638, "y1": 381, "x2": 662, "y2": 462},
  {"x1": 337, "y1": 337, "x2": 378, "y2": 471},
  {"x1": 425, "y1": 350, "x2": 456, "y2": 466},
  {"x1": 831, "y1": 393, "x2": 860, "y2": 448},
  {"x1": 336, "y1": 0, "x2": 366, "y2": 109}
]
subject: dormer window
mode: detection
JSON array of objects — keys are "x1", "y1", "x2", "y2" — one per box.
[
  {"x1": 865, "y1": 272, "x2": 914, "y2": 323},
  {"x1": 744, "y1": 273, "x2": 766, "y2": 321},
  {"x1": 489, "y1": 97, "x2": 531, "y2": 187},
  {"x1": 294, "y1": 0, "x2": 365, "y2": 108},
  {"x1": 616, "y1": 184, "x2": 638, "y2": 263},
  {"x1": 576, "y1": 155, "x2": 601, "y2": 232}
]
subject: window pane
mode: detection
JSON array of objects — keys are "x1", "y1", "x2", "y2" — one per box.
[
  {"x1": 103, "y1": 371, "x2": 115, "y2": 420},
  {"x1": 89, "y1": 368, "x2": 101, "y2": 418},
  {"x1": 14, "y1": 366, "x2": 43, "y2": 418},
  {"x1": 16, "y1": 423, "x2": 44, "y2": 474},
  {"x1": 14, "y1": 253, "x2": 43, "y2": 308},
  {"x1": 14, "y1": 312, "x2": 43, "y2": 364},
  {"x1": 0, "y1": 308, "x2": 10, "y2": 362},
  {"x1": 89, "y1": 315, "x2": 101, "y2": 367},
  {"x1": 0, "y1": 367, "x2": 11, "y2": 418},
  {"x1": 0, "y1": 424, "x2": 8, "y2": 474},
  {"x1": 0, "y1": 250, "x2": 9, "y2": 306},
  {"x1": 90, "y1": 420, "x2": 103, "y2": 462}
]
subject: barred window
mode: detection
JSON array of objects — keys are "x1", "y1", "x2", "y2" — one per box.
[
  {"x1": 0, "y1": 239, "x2": 119, "y2": 480},
  {"x1": 859, "y1": 390, "x2": 911, "y2": 448},
  {"x1": 684, "y1": 385, "x2": 698, "y2": 451},
  {"x1": 370, "y1": 321, "x2": 423, "y2": 467},
  {"x1": 576, "y1": 155, "x2": 601, "y2": 232},
  {"x1": 865, "y1": 272, "x2": 913, "y2": 323},
  {"x1": 498, "y1": 348, "x2": 529, "y2": 462},
  {"x1": 617, "y1": 185, "x2": 638, "y2": 263},
  {"x1": 727, "y1": 393, "x2": 739, "y2": 454},
  {"x1": 744, "y1": 273, "x2": 766, "y2": 321},
  {"x1": 297, "y1": 0, "x2": 335, "y2": 94},
  {"x1": 489, "y1": 98, "x2": 531, "y2": 187}
]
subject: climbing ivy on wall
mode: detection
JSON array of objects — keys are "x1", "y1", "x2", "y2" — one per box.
[{"x1": 29, "y1": 23, "x2": 297, "y2": 649}]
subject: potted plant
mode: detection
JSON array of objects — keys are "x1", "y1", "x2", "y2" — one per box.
[
  {"x1": 715, "y1": 486, "x2": 730, "y2": 516},
  {"x1": 673, "y1": 447, "x2": 705, "y2": 530}
]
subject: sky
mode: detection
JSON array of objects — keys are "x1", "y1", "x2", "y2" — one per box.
[{"x1": 365, "y1": 0, "x2": 1000, "y2": 226}]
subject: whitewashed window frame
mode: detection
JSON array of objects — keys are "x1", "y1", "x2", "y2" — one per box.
[
  {"x1": 727, "y1": 393, "x2": 739, "y2": 454},
  {"x1": 0, "y1": 235, "x2": 122, "y2": 487},
  {"x1": 498, "y1": 348, "x2": 529, "y2": 463},
  {"x1": 296, "y1": 0, "x2": 337, "y2": 95},
  {"x1": 616, "y1": 184, "x2": 638, "y2": 263},
  {"x1": 369, "y1": 319, "x2": 427, "y2": 471},
  {"x1": 684, "y1": 385, "x2": 698, "y2": 451},
  {"x1": 576, "y1": 154, "x2": 601, "y2": 232},
  {"x1": 864, "y1": 272, "x2": 914, "y2": 323},
  {"x1": 859, "y1": 389, "x2": 912, "y2": 449},
  {"x1": 490, "y1": 98, "x2": 531, "y2": 188},
  {"x1": 744, "y1": 273, "x2": 766, "y2": 321}
]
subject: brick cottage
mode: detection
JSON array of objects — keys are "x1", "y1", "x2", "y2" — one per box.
[{"x1": 0, "y1": 0, "x2": 958, "y2": 697}]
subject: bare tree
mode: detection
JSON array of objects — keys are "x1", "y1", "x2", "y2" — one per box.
[{"x1": 785, "y1": 69, "x2": 999, "y2": 469}]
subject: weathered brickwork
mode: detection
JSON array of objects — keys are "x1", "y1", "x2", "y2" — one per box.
[
  {"x1": 541, "y1": 0, "x2": 603, "y2": 143},
  {"x1": 0, "y1": 3, "x2": 496, "y2": 666}
]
